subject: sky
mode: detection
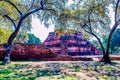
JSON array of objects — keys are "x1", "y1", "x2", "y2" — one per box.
[
  {"x1": 31, "y1": 17, "x2": 54, "y2": 42},
  {"x1": 31, "y1": 1, "x2": 114, "y2": 43}
]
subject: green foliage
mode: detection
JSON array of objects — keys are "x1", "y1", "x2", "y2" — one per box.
[
  {"x1": 0, "y1": 0, "x2": 32, "y2": 34},
  {"x1": 0, "y1": 0, "x2": 68, "y2": 42},
  {"x1": 55, "y1": 29, "x2": 76, "y2": 37},
  {"x1": 14, "y1": 31, "x2": 28, "y2": 43},
  {"x1": 111, "y1": 28, "x2": 120, "y2": 47},
  {"x1": 102, "y1": 35, "x2": 108, "y2": 50},
  {"x1": 0, "y1": 27, "x2": 11, "y2": 44},
  {"x1": 0, "y1": 0, "x2": 69, "y2": 64},
  {"x1": 0, "y1": 0, "x2": 19, "y2": 19},
  {"x1": 27, "y1": 33, "x2": 42, "y2": 44},
  {"x1": 111, "y1": 28, "x2": 120, "y2": 53},
  {"x1": 35, "y1": 0, "x2": 68, "y2": 28},
  {"x1": 0, "y1": 0, "x2": 33, "y2": 44},
  {"x1": 53, "y1": 0, "x2": 112, "y2": 40}
]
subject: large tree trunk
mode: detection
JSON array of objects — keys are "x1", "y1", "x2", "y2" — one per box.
[
  {"x1": 102, "y1": 0, "x2": 120, "y2": 63},
  {"x1": 3, "y1": 43, "x2": 12, "y2": 64},
  {"x1": 91, "y1": 33, "x2": 108, "y2": 62},
  {"x1": 2, "y1": 7, "x2": 43, "y2": 64},
  {"x1": 2, "y1": 20, "x2": 22, "y2": 64},
  {"x1": 2, "y1": 31, "x2": 20, "y2": 64},
  {"x1": 1, "y1": 0, "x2": 48, "y2": 64},
  {"x1": 101, "y1": 54, "x2": 111, "y2": 64},
  {"x1": 103, "y1": 21, "x2": 119, "y2": 64},
  {"x1": 91, "y1": 33, "x2": 110, "y2": 63}
]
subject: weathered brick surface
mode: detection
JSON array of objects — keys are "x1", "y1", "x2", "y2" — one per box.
[
  {"x1": 0, "y1": 43, "x2": 56, "y2": 60},
  {"x1": 0, "y1": 31, "x2": 103, "y2": 61},
  {"x1": 1, "y1": 43, "x2": 119, "y2": 61},
  {"x1": 43, "y1": 32, "x2": 102, "y2": 56}
]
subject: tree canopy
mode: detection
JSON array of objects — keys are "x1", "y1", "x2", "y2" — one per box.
[
  {"x1": 0, "y1": 0, "x2": 68, "y2": 64},
  {"x1": 0, "y1": 27, "x2": 11, "y2": 44}
]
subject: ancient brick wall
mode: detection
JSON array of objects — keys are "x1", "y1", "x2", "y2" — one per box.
[{"x1": 0, "y1": 43, "x2": 56, "y2": 60}]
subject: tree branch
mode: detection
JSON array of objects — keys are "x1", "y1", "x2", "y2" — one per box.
[
  {"x1": 85, "y1": 28, "x2": 106, "y2": 55},
  {"x1": 25, "y1": 0, "x2": 35, "y2": 13},
  {"x1": 23, "y1": 7, "x2": 55, "y2": 20},
  {"x1": 115, "y1": 0, "x2": 120, "y2": 23},
  {"x1": 3, "y1": 15, "x2": 16, "y2": 29},
  {"x1": 106, "y1": 0, "x2": 120, "y2": 54},
  {"x1": 42, "y1": 0, "x2": 47, "y2": 5},
  {"x1": 84, "y1": 29, "x2": 92, "y2": 34},
  {"x1": 40, "y1": 0, "x2": 44, "y2": 8},
  {"x1": 6, "y1": 0, "x2": 22, "y2": 17},
  {"x1": 22, "y1": 8, "x2": 42, "y2": 19},
  {"x1": 87, "y1": 8, "x2": 93, "y2": 32}
]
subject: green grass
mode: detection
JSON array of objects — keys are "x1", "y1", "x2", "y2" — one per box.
[{"x1": 0, "y1": 61, "x2": 120, "y2": 80}]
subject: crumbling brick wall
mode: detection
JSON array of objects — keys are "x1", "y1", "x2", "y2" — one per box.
[{"x1": 0, "y1": 43, "x2": 56, "y2": 60}]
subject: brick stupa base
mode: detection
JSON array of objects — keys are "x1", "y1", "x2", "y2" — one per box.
[{"x1": 43, "y1": 31, "x2": 102, "y2": 56}]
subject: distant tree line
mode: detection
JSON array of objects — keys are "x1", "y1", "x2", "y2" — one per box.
[{"x1": 27, "y1": 33, "x2": 42, "y2": 44}]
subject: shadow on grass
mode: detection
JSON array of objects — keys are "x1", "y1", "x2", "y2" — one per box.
[{"x1": 36, "y1": 69, "x2": 61, "y2": 77}]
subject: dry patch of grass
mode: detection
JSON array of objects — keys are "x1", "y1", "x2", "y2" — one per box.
[{"x1": 0, "y1": 61, "x2": 120, "y2": 80}]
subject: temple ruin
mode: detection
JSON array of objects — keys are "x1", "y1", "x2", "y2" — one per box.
[{"x1": 43, "y1": 31, "x2": 102, "y2": 56}]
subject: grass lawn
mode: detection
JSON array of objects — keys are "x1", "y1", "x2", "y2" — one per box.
[{"x1": 0, "y1": 61, "x2": 120, "y2": 80}]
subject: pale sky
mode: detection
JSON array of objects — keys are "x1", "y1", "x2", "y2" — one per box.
[{"x1": 31, "y1": 17, "x2": 54, "y2": 42}]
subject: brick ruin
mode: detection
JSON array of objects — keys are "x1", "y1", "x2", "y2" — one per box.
[
  {"x1": 43, "y1": 31, "x2": 102, "y2": 56},
  {"x1": 0, "y1": 43, "x2": 56, "y2": 60},
  {"x1": 0, "y1": 31, "x2": 102, "y2": 61}
]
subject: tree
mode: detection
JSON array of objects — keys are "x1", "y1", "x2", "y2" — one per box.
[
  {"x1": 73, "y1": 0, "x2": 120, "y2": 63},
  {"x1": 50, "y1": 0, "x2": 120, "y2": 63},
  {"x1": 0, "y1": 0, "x2": 32, "y2": 43},
  {"x1": 52, "y1": 0, "x2": 107, "y2": 60},
  {"x1": 27, "y1": 33, "x2": 42, "y2": 44},
  {"x1": 79, "y1": 2, "x2": 111, "y2": 63},
  {"x1": 0, "y1": 0, "x2": 42, "y2": 64},
  {"x1": 0, "y1": 0, "x2": 67, "y2": 64},
  {"x1": 104, "y1": 0, "x2": 120, "y2": 63},
  {"x1": 78, "y1": 0, "x2": 120, "y2": 63}
]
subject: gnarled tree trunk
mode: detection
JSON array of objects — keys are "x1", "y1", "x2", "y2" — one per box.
[
  {"x1": 3, "y1": 22, "x2": 22, "y2": 64},
  {"x1": 3, "y1": 43, "x2": 12, "y2": 64}
]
